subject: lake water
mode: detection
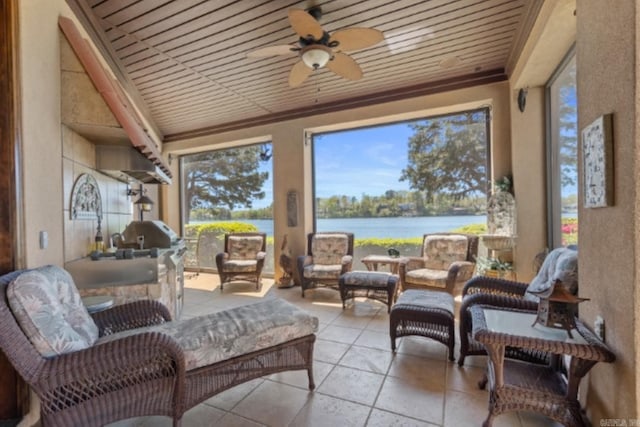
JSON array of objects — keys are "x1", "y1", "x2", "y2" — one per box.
[{"x1": 203, "y1": 215, "x2": 486, "y2": 238}]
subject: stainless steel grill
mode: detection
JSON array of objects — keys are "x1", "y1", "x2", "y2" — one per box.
[
  {"x1": 121, "y1": 220, "x2": 182, "y2": 249},
  {"x1": 66, "y1": 220, "x2": 186, "y2": 318}
]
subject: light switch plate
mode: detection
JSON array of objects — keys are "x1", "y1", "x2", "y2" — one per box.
[{"x1": 39, "y1": 231, "x2": 48, "y2": 249}]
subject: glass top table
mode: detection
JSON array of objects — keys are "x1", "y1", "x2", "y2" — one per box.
[
  {"x1": 470, "y1": 305, "x2": 615, "y2": 427},
  {"x1": 482, "y1": 308, "x2": 588, "y2": 345},
  {"x1": 82, "y1": 295, "x2": 114, "y2": 314}
]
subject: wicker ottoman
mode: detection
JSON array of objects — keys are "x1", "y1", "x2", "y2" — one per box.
[
  {"x1": 339, "y1": 271, "x2": 399, "y2": 313},
  {"x1": 390, "y1": 289, "x2": 455, "y2": 361}
]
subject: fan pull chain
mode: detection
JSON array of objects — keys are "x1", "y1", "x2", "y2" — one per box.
[{"x1": 315, "y1": 76, "x2": 320, "y2": 104}]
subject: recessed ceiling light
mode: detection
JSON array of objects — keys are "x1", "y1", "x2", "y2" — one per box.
[{"x1": 439, "y1": 56, "x2": 462, "y2": 68}]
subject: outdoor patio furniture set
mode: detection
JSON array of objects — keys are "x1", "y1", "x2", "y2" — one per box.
[
  {"x1": 301, "y1": 234, "x2": 614, "y2": 427},
  {"x1": 0, "y1": 230, "x2": 615, "y2": 427}
]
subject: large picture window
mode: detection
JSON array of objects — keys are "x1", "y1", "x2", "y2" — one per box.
[
  {"x1": 547, "y1": 51, "x2": 577, "y2": 247},
  {"x1": 312, "y1": 108, "x2": 490, "y2": 266},
  {"x1": 179, "y1": 143, "x2": 274, "y2": 273}
]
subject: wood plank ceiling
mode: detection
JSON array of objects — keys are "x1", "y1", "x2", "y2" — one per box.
[{"x1": 68, "y1": 0, "x2": 541, "y2": 142}]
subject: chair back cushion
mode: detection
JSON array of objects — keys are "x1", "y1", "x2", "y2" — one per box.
[
  {"x1": 7, "y1": 266, "x2": 98, "y2": 357},
  {"x1": 423, "y1": 235, "x2": 469, "y2": 270},
  {"x1": 228, "y1": 235, "x2": 264, "y2": 260},
  {"x1": 311, "y1": 234, "x2": 349, "y2": 265},
  {"x1": 525, "y1": 247, "x2": 578, "y2": 300}
]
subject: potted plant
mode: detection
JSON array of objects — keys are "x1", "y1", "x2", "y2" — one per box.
[{"x1": 475, "y1": 256, "x2": 514, "y2": 279}]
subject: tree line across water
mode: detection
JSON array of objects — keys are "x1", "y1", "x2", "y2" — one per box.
[{"x1": 189, "y1": 191, "x2": 487, "y2": 221}]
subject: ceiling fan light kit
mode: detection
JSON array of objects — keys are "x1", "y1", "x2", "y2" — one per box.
[
  {"x1": 247, "y1": 7, "x2": 384, "y2": 87},
  {"x1": 301, "y1": 45, "x2": 332, "y2": 69}
]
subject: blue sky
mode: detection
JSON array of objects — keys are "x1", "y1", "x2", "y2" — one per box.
[
  {"x1": 252, "y1": 113, "x2": 579, "y2": 210},
  {"x1": 252, "y1": 123, "x2": 415, "y2": 209},
  {"x1": 255, "y1": 155, "x2": 273, "y2": 209},
  {"x1": 313, "y1": 123, "x2": 414, "y2": 199}
]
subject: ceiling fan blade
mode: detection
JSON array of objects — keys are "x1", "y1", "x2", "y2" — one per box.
[
  {"x1": 288, "y1": 8, "x2": 324, "y2": 40},
  {"x1": 289, "y1": 60, "x2": 313, "y2": 87},
  {"x1": 330, "y1": 28, "x2": 384, "y2": 52},
  {"x1": 247, "y1": 45, "x2": 296, "y2": 58},
  {"x1": 327, "y1": 52, "x2": 363, "y2": 81}
]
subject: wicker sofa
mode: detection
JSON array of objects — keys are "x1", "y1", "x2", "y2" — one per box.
[{"x1": 0, "y1": 265, "x2": 317, "y2": 427}]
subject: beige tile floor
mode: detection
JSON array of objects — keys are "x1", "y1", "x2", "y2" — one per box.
[{"x1": 109, "y1": 274, "x2": 563, "y2": 427}]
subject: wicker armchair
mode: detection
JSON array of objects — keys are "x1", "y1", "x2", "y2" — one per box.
[
  {"x1": 0, "y1": 266, "x2": 316, "y2": 427},
  {"x1": 458, "y1": 247, "x2": 578, "y2": 367},
  {"x1": 215, "y1": 232, "x2": 266, "y2": 291},
  {"x1": 297, "y1": 232, "x2": 354, "y2": 297},
  {"x1": 398, "y1": 233, "x2": 479, "y2": 294}
]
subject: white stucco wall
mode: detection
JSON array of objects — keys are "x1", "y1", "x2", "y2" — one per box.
[{"x1": 19, "y1": 0, "x2": 70, "y2": 267}]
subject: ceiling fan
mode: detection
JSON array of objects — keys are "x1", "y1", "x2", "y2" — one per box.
[{"x1": 247, "y1": 7, "x2": 384, "y2": 87}]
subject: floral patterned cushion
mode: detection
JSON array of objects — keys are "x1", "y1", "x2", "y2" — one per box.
[
  {"x1": 311, "y1": 234, "x2": 349, "y2": 265},
  {"x1": 405, "y1": 268, "x2": 448, "y2": 288},
  {"x1": 303, "y1": 264, "x2": 343, "y2": 280},
  {"x1": 228, "y1": 236, "x2": 264, "y2": 260},
  {"x1": 7, "y1": 266, "x2": 98, "y2": 357},
  {"x1": 222, "y1": 259, "x2": 258, "y2": 273},
  {"x1": 423, "y1": 235, "x2": 468, "y2": 270},
  {"x1": 96, "y1": 298, "x2": 318, "y2": 371},
  {"x1": 525, "y1": 248, "x2": 578, "y2": 301}
]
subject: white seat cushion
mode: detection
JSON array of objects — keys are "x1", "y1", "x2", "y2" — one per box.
[
  {"x1": 96, "y1": 298, "x2": 318, "y2": 371},
  {"x1": 405, "y1": 268, "x2": 448, "y2": 289},
  {"x1": 303, "y1": 264, "x2": 342, "y2": 280},
  {"x1": 222, "y1": 259, "x2": 258, "y2": 273}
]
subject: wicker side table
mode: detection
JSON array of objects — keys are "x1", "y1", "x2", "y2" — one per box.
[
  {"x1": 339, "y1": 271, "x2": 398, "y2": 313},
  {"x1": 361, "y1": 255, "x2": 407, "y2": 274},
  {"x1": 471, "y1": 306, "x2": 615, "y2": 427},
  {"x1": 389, "y1": 289, "x2": 455, "y2": 361}
]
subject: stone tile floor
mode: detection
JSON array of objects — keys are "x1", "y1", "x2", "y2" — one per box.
[{"x1": 109, "y1": 274, "x2": 562, "y2": 427}]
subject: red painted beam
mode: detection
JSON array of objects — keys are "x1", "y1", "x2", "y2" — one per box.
[{"x1": 58, "y1": 16, "x2": 171, "y2": 178}]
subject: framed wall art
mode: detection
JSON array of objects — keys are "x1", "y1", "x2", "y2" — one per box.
[
  {"x1": 286, "y1": 190, "x2": 298, "y2": 227},
  {"x1": 70, "y1": 173, "x2": 103, "y2": 219},
  {"x1": 582, "y1": 114, "x2": 614, "y2": 208}
]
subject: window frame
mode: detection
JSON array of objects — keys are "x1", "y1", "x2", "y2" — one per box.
[
  {"x1": 310, "y1": 106, "x2": 492, "y2": 233},
  {"x1": 545, "y1": 46, "x2": 577, "y2": 248}
]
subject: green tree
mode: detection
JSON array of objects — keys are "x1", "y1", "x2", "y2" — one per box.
[
  {"x1": 182, "y1": 146, "x2": 268, "y2": 224},
  {"x1": 400, "y1": 110, "x2": 488, "y2": 200},
  {"x1": 360, "y1": 194, "x2": 374, "y2": 217},
  {"x1": 412, "y1": 191, "x2": 426, "y2": 216},
  {"x1": 558, "y1": 62, "x2": 577, "y2": 187}
]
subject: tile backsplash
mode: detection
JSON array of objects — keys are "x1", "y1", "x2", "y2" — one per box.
[{"x1": 62, "y1": 125, "x2": 134, "y2": 262}]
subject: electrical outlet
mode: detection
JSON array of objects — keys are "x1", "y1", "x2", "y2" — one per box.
[{"x1": 594, "y1": 316, "x2": 605, "y2": 341}]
